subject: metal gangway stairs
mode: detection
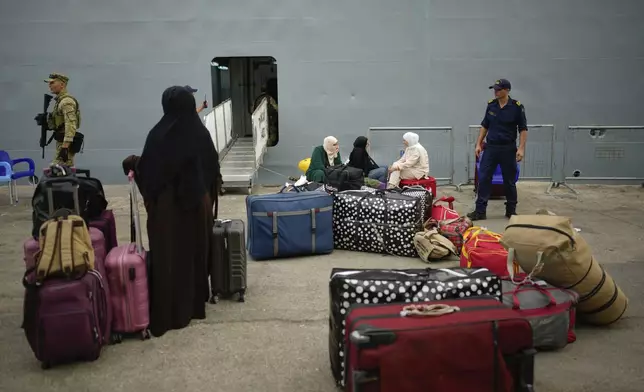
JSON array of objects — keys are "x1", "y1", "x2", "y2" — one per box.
[{"x1": 202, "y1": 98, "x2": 270, "y2": 194}]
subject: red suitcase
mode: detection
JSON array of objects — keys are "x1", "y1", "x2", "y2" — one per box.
[
  {"x1": 399, "y1": 176, "x2": 437, "y2": 199},
  {"x1": 345, "y1": 298, "x2": 536, "y2": 392},
  {"x1": 104, "y1": 171, "x2": 150, "y2": 342}
]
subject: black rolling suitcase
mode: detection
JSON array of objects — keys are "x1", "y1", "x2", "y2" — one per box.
[{"x1": 209, "y1": 219, "x2": 247, "y2": 304}]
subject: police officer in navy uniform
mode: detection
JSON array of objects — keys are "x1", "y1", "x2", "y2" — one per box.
[{"x1": 467, "y1": 78, "x2": 528, "y2": 221}]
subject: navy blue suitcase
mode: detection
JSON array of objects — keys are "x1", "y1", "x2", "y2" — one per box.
[{"x1": 246, "y1": 191, "x2": 334, "y2": 260}]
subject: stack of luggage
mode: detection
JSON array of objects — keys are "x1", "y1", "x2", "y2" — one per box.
[
  {"x1": 272, "y1": 174, "x2": 628, "y2": 390},
  {"x1": 19, "y1": 160, "x2": 629, "y2": 391},
  {"x1": 22, "y1": 173, "x2": 113, "y2": 369},
  {"x1": 21, "y1": 166, "x2": 152, "y2": 368}
]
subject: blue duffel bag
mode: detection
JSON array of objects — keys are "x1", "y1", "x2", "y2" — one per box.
[{"x1": 246, "y1": 190, "x2": 334, "y2": 260}]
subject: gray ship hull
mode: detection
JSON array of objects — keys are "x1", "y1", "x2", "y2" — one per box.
[{"x1": 1, "y1": 0, "x2": 643, "y2": 185}]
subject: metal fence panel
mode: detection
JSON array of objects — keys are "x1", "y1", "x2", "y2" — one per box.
[
  {"x1": 465, "y1": 124, "x2": 555, "y2": 182},
  {"x1": 368, "y1": 126, "x2": 454, "y2": 184},
  {"x1": 563, "y1": 126, "x2": 644, "y2": 182}
]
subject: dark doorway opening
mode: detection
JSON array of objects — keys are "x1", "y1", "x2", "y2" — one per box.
[{"x1": 210, "y1": 56, "x2": 279, "y2": 146}]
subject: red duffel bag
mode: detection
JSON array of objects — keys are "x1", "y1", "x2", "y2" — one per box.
[{"x1": 460, "y1": 227, "x2": 521, "y2": 278}]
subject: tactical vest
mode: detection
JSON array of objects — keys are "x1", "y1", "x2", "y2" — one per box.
[{"x1": 52, "y1": 92, "x2": 82, "y2": 131}]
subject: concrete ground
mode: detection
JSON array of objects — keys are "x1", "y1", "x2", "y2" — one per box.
[{"x1": 0, "y1": 181, "x2": 643, "y2": 392}]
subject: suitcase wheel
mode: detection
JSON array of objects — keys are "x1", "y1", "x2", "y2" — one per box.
[
  {"x1": 209, "y1": 294, "x2": 220, "y2": 304},
  {"x1": 140, "y1": 328, "x2": 151, "y2": 340},
  {"x1": 41, "y1": 361, "x2": 51, "y2": 370},
  {"x1": 238, "y1": 289, "x2": 246, "y2": 303},
  {"x1": 110, "y1": 333, "x2": 123, "y2": 344}
]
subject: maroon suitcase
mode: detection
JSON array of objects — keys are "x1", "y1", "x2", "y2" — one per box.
[
  {"x1": 22, "y1": 270, "x2": 110, "y2": 369},
  {"x1": 89, "y1": 209, "x2": 118, "y2": 253},
  {"x1": 345, "y1": 298, "x2": 535, "y2": 392}
]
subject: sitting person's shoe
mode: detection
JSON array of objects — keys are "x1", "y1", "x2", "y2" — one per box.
[
  {"x1": 505, "y1": 211, "x2": 517, "y2": 219},
  {"x1": 466, "y1": 211, "x2": 487, "y2": 221}
]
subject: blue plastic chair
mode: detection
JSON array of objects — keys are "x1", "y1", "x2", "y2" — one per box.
[
  {"x1": 0, "y1": 159, "x2": 15, "y2": 205},
  {"x1": 0, "y1": 150, "x2": 39, "y2": 205}
]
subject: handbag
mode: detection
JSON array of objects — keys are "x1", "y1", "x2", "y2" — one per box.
[
  {"x1": 432, "y1": 196, "x2": 460, "y2": 220},
  {"x1": 324, "y1": 164, "x2": 364, "y2": 191}
]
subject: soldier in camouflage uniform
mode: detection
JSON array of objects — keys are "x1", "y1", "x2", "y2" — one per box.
[{"x1": 44, "y1": 73, "x2": 81, "y2": 166}]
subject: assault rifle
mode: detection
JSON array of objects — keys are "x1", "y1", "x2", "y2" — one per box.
[{"x1": 34, "y1": 94, "x2": 54, "y2": 159}]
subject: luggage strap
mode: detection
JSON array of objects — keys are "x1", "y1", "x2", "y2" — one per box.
[
  {"x1": 400, "y1": 304, "x2": 460, "y2": 317},
  {"x1": 252, "y1": 206, "x2": 332, "y2": 257},
  {"x1": 506, "y1": 248, "x2": 544, "y2": 285}
]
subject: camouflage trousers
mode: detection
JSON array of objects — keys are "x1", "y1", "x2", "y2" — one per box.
[{"x1": 51, "y1": 141, "x2": 76, "y2": 167}]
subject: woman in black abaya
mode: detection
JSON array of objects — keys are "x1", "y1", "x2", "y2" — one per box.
[{"x1": 122, "y1": 86, "x2": 220, "y2": 337}]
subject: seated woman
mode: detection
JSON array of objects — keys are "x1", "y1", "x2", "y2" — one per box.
[
  {"x1": 387, "y1": 132, "x2": 430, "y2": 188},
  {"x1": 305, "y1": 136, "x2": 342, "y2": 182},
  {"x1": 348, "y1": 136, "x2": 387, "y2": 188},
  {"x1": 121, "y1": 86, "x2": 219, "y2": 338}
]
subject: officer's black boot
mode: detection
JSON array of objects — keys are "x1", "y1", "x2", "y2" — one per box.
[
  {"x1": 467, "y1": 210, "x2": 487, "y2": 221},
  {"x1": 504, "y1": 202, "x2": 517, "y2": 219}
]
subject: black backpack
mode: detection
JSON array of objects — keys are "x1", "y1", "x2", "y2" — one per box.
[
  {"x1": 324, "y1": 164, "x2": 364, "y2": 192},
  {"x1": 31, "y1": 169, "x2": 108, "y2": 238}
]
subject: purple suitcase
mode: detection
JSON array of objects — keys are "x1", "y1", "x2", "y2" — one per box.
[
  {"x1": 23, "y1": 270, "x2": 109, "y2": 369},
  {"x1": 104, "y1": 171, "x2": 151, "y2": 342},
  {"x1": 89, "y1": 209, "x2": 118, "y2": 253},
  {"x1": 23, "y1": 227, "x2": 112, "y2": 344}
]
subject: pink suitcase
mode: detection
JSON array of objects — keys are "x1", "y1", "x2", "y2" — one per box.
[
  {"x1": 104, "y1": 171, "x2": 150, "y2": 342},
  {"x1": 24, "y1": 227, "x2": 107, "y2": 273}
]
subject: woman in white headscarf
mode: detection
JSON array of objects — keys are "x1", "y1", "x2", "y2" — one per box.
[
  {"x1": 387, "y1": 132, "x2": 430, "y2": 188},
  {"x1": 305, "y1": 136, "x2": 342, "y2": 182}
]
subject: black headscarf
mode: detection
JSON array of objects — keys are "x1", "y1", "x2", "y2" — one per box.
[
  {"x1": 348, "y1": 136, "x2": 378, "y2": 175},
  {"x1": 136, "y1": 86, "x2": 220, "y2": 209}
]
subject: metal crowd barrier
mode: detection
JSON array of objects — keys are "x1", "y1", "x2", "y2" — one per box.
[
  {"x1": 549, "y1": 125, "x2": 644, "y2": 194},
  {"x1": 460, "y1": 124, "x2": 556, "y2": 192},
  {"x1": 368, "y1": 126, "x2": 458, "y2": 189}
]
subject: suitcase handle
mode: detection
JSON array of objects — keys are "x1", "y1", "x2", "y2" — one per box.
[
  {"x1": 44, "y1": 177, "x2": 81, "y2": 216},
  {"x1": 128, "y1": 171, "x2": 144, "y2": 254},
  {"x1": 44, "y1": 176, "x2": 79, "y2": 187},
  {"x1": 511, "y1": 281, "x2": 558, "y2": 309},
  {"x1": 400, "y1": 304, "x2": 461, "y2": 317}
]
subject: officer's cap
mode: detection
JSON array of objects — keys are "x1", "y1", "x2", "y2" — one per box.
[
  {"x1": 184, "y1": 85, "x2": 198, "y2": 93},
  {"x1": 489, "y1": 78, "x2": 511, "y2": 91},
  {"x1": 44, "y1": 73, "x2": 69, "y2": 84}
]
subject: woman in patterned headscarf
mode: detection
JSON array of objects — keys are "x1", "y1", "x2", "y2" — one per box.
[
  {"x1": 387, "y1": 132, "x2": 430, "y2": 188},
  {"x1": 305, "y1": 136, "x2": 342, "y2": 182}
]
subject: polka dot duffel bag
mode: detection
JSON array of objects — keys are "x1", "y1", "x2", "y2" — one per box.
[
  {"x1": 332, "y1": 189, "x2": 424, "y2": 258},
  {"x1": 328, "y1": 267, "x2": 502, "y2": 387}
]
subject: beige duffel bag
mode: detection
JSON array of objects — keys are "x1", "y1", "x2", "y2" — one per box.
[
  {"x1": 500, "y1": 214, "x2": 628, "y2": 326},
  {"x1": 413, "y1": 228, "x2": 457, "y2": 262}
]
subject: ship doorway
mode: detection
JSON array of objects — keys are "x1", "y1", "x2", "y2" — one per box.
[{"x1": 210, "y1": 56, "x2": 279, "y2": 146}]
